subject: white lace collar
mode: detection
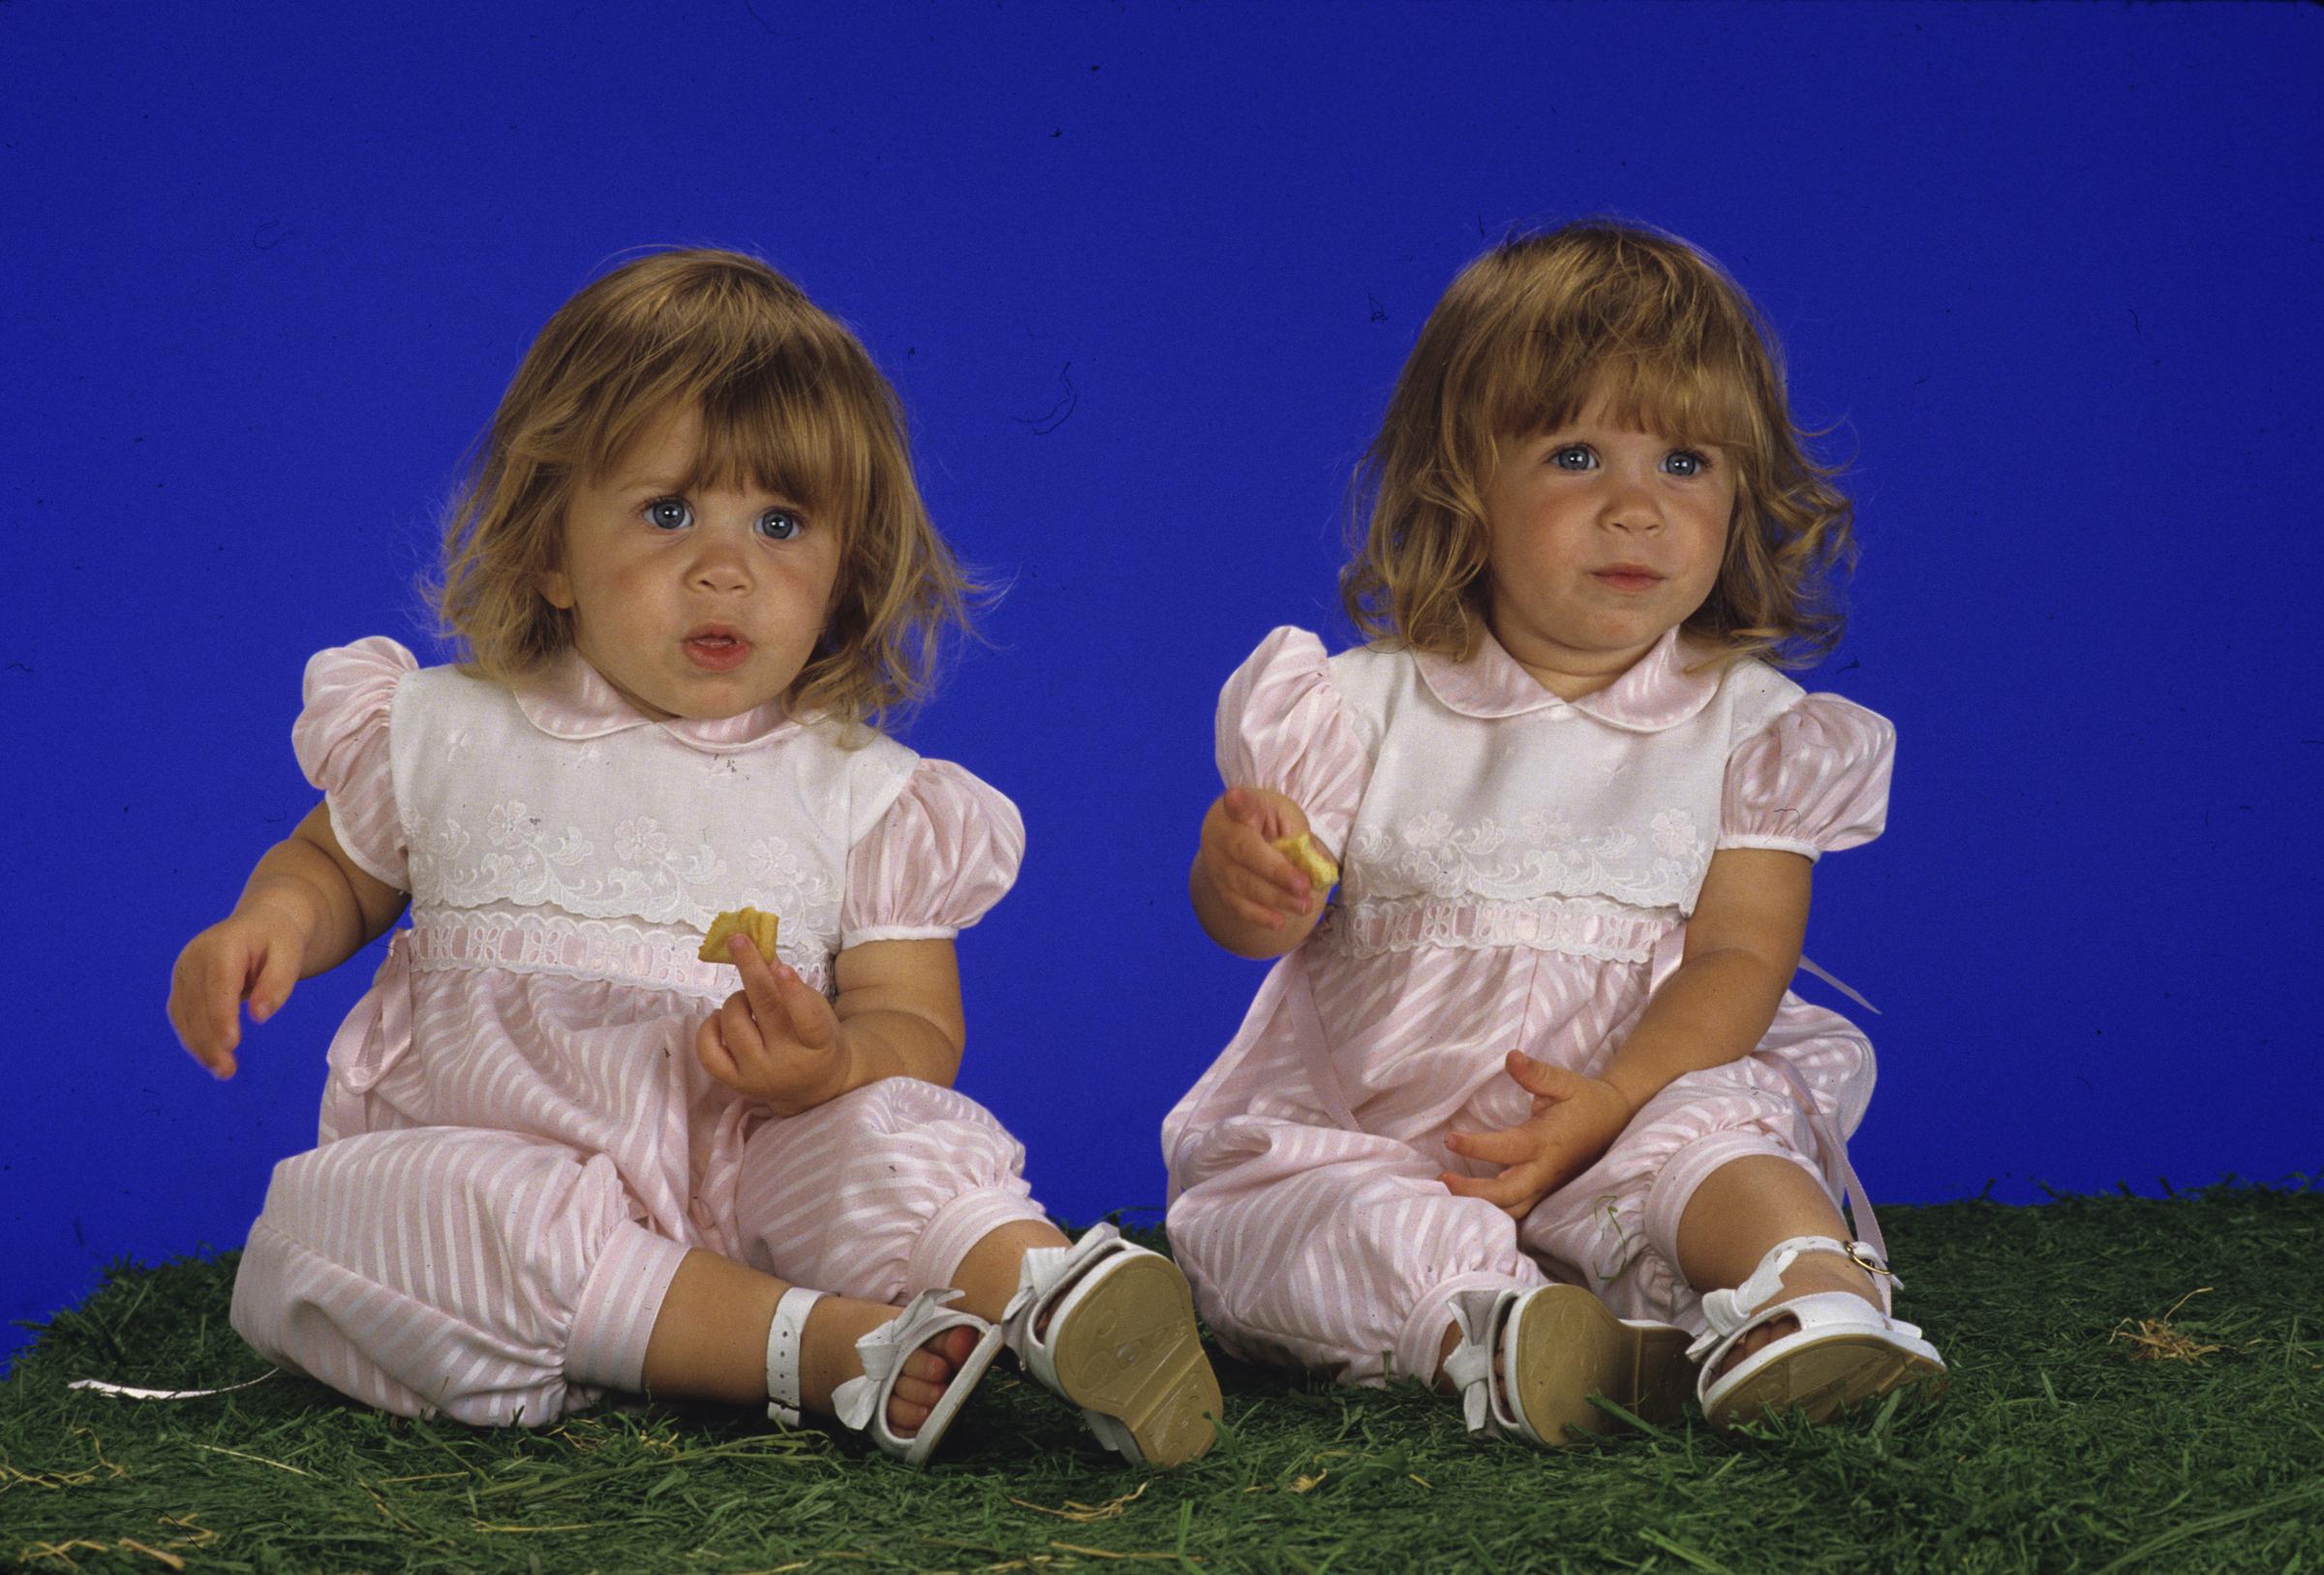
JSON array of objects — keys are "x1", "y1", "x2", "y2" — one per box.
[
  {"x1": 512, "y1": 649, "x2": 805, "y2": 756},
  {"x1": 1414, "y1": 625, "x2": 1726, "y2": 733}
]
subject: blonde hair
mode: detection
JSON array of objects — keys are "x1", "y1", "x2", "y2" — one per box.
[
  {"x1": 1341, "y1": 219, "x2": 1855, "y2": 670},
  {"x1": 430, "y1": 247, "x2": 977, "y2": 729}
]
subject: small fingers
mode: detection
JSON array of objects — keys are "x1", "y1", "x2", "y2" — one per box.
[
  {"x1": 718, "y1": 992, "x2": 764, "y2": 1063},
  {"x1": 694, "y1": 1013, "x2": 740, "y2": 1086},
  {"x1": 778, "y1": 969, "x2": 839, "y2": 1050},
  {"x1": 249, "y1": 943, "x2": 300, "y2": 1027},
  {"x1": 1442, "y1": 1126, "x2": 1537, "y2": 1166},
  {"x1": 1439, "y1": 1164, "x2": 1552, "y2": 1219},
  {"x1": 1228, "y1": 838, "x2": 1311, "y2": 914},
  {"x1": 1504, "y1": 1051, "x2": 1575, "y2": 1099}
]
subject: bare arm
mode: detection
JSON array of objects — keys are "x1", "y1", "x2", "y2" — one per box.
[
  {"x1": 168, "y1": 802, "x2": 410, "y2": 1077},
  {"x1": 1189, "y1": 787, "x2": 1330, "y2": 960},
  {"x1": 1598, "y1": 846, "x2": 1811, "y2": 1113}
]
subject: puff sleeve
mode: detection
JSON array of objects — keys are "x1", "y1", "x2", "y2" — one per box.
[
  {"x1": 290, "y1": 637, "x2": 415, "y2": 890},
  {"x1": 1718, "y1": 693, "x2": 1896, "y2": 861},
  {"x1": 841, "y1": 759, "x2": 1026, "y2": 946},
  {"x1": 1215, "y1": 627, "x2": 1371, "y2": 859}
]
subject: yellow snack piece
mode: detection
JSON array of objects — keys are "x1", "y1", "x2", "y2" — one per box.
[
  {"x1": 699, "y1": 907, "x2": 781, "y2": 966},
  {"x1": 1270, "y1": 833, "x2": 1338, "y2": 893}
]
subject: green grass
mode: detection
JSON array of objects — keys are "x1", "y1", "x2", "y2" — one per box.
[{"x1": 4, "y1": 1187, "x2": 2320, "y2": 1573}]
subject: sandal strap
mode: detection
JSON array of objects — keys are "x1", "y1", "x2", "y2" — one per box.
[
  {"x1": 764, "y1": 1285, "x2": 826, "y2": 1425},
  {"x1": 1689, "y1": 1237, "x2": 1901, "y2": 1361},
  {"x1": 1000, "y1": 1221, "x2": 1124, "y2": 1344},
  {"x1": 1445, "y1": 1287, "x2": 1533, "y2": 1442},
  {"x1": 832, "y1": 1287, "x2": 979, "y2": 1439}
]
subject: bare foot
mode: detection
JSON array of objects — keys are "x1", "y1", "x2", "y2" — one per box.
[
  {"x1": 806, "y1": 1302, "x2": 983, "y2": 1436},
  {"x1": 1709, "y1": 1251, "x2": 1882, "y2": 1379}
]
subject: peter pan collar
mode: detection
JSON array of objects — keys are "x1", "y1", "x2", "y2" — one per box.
[
  {"x1": 1414, "y1": 624, "x2": 1725, "y2": 732},
  {"x1": 513, "y1": 649, "x2": 803, "y2": 755}
]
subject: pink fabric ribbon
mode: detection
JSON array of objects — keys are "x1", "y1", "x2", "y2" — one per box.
[{"x1": 319, "y1": 931, "x2": 413, "y2": 1141}]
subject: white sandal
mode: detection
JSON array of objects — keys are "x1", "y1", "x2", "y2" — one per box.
[
  {"x1": 1689, "y1": 1236, "x2": 1946, "y2": 1429},
  {"x1": 764, "y1": 1285, "x2": 1003, "y2": 1467},
  {"x1": 1445, "y1": 1282, "x2": 1694, "y2": 1447},
  {"x1": 999, "y1": 1223, "x2": 1222, "y2": 1467}
]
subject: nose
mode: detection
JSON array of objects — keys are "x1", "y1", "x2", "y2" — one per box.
[
  {"x1": 1597, "y1": 467, "x2": 1664, "y2": 534},
  {"x1": 685, "y1": 527, "x2": 753, "y2": 595}
]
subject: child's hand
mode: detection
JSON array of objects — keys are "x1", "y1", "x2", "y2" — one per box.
[
  {"x1": 167, "y1": 902, "x2": 309, "y2": 1080},
  {"x1": 694, "y1": 934, "x2": 857, "y2": 1116},
  {"x1": 1198, "y1": 787, "x2": 1323, "y2": 932},
  {"x1": 1439, "y1": 1053, "x2": 1637, "y2": 1220}
]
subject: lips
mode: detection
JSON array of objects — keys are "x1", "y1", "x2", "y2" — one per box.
[
  {"x1": 683, "y1": 626, "x2": 752, "y2": 672},
  {"x1": 1591, "y1": 565, "x2": 1664, "y2": 592}
]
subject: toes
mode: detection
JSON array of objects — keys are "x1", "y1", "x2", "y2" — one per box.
[
  {"x1": 884, "y1": 1322, "x2": 982, "y2": 1437},
  {"x1": 1715, "y1": 1314, "x2": 1802, "y2": 1379}
]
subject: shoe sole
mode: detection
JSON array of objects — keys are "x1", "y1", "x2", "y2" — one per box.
[
  {"x1": 1046, "y1": 1252, "x2": 1223, "y2": 1468},
  {"x1": 1707, "y1": 1335, "x2": 1948, "y2": 1428},
  {"x1": 1509, "y1": 1283, "x2": 1694, "y2": 1445}
]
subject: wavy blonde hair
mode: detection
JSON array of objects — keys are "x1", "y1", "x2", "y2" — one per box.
[
  {"x1": 1341, "y1": 219, "x2": 1855, "y2": 671},
  {"x1": 430, "y1": 248, "x2": 977, "y2": 730}
]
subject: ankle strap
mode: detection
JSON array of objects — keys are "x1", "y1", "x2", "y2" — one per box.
[
  {"x1": 1705, "y1": 1237, "x2": 1898, "y2": 1334},
  {"x1": 765, "y1": 1285, "x2": 826, "y2": 1424}
]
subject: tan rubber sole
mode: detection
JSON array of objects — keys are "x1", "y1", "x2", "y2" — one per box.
[
  {"x1": 1707, "y1": 1334, "x2": 1948, "y2": 1428},
  {"x1": 1046, "y1": 1252, "x2": 1223, "y2": 1468},
  {"x1": 1508, "y1": 1283, "x2": 1695, "y2": 1445}
]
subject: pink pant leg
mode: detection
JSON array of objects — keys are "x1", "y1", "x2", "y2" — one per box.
[
  {"x1": 1166, "y1": 1115, "x2": 1550, "y2": 1387},
  {"x1": 1520, "y1": 999, "x2": 1878, "y2": 1335},
  {"x1": 729, "y1": 1079, "x2": 1050, "y2": 1304},
  {"x1": 231, "y1": 1127, "x2": 688, "y2": 1426}
]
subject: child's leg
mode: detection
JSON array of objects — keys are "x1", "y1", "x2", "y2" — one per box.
[
  {"x1": 727, "y1": 1078, "x2": 1052, "y2": 1299},
  {"x1": 232, "y1": 1126, "x2": 692, "y2": 1426},
  {"x1": 1169, "y1": 1113, "x2": 1551, "y2": 1386},
  {"x1": 732, "y1": 1079, "x2": 1219, "y2": 1466},
  {"x1": 1673, "y1": 1154, "x2": 1881, "y2": 1374},
  {"x1": 641, "y1": 1248, "x2": 981, "y2": 1435}
]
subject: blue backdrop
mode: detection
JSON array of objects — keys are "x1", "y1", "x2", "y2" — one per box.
[{"x1": 5, "y1": 2, "x2": 2318, "y2": 1366}]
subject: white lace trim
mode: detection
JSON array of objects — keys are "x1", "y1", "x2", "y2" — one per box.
[
  {"x1": 406, "y1": 911, "x2": 832, "y2": 998},
  {"x1": 1326, "y1": 893, "x2": 1675, "y2": 963},
  {"x1": 406, "y1": 807, "x2": 842, "y2": 942},
  {"x1": 1345, "y1": 807, "x2": 1707, "y2": 911}
]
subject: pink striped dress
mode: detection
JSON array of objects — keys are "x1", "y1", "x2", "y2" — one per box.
[
  {"x1": 229, "y1": 639, "x2": 1051, "y2": 1425},
  {"x1": 1162, "y1": 626, "x2": 1895, "y2": 1387}
]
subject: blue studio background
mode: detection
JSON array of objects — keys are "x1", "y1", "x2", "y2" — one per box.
[{"x1": 4, "y1": 3, "x2": 2318, "y2": 1366}]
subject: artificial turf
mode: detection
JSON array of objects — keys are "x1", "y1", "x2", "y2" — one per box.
[{"x1": 3, "y1": 1185, "x2": 2319, "y2": 1573}]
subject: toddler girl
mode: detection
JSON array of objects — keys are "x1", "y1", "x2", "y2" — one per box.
[
  {"x1": 1166, "y1": 221, "x2": 1944, "y2": 1445},
  {"x1": 168, "y1": 249, "x2": 1219, "y2": 1467}
]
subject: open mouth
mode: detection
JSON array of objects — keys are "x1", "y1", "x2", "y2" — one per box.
[{"x1": 683, "y1": 630, "x2": 752, "y2": 672}]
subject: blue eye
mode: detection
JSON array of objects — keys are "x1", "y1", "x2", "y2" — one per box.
[
  {"x1": 645, "y1": 497, "x2": 692, "y2": 531},
  {"x1": 1549, "y1": 445, "x2": 1596, "y2": 471},
  {"x1": 755, "y1": 509, "x2": 804, "y2": 542},
  {"x1": 1663, "y1": 450, "x2": 1710, "y2": 478}
]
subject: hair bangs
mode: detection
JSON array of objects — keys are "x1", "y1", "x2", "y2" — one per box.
[{"x1": 680, "y1": 369, "x2": 876, "y2": 536}]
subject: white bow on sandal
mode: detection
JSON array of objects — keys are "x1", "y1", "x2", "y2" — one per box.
[
  {"x1": 1689, "y1": 1236, "x2": 1946, "y2": 1429},
  {"x1": 1444, "y1": 1282, "x2": 1694, "y2": 1447},
  {"x1": 999, "y1": 1223, "x2": 1222, "y2": 1467},
  {"x1": 763, "y1": 1285, "x2": 1003, "y2": 1467}
]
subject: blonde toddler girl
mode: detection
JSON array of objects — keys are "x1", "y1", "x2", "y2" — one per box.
[
  {"x1": 1167, "y1": 220, "x2": 1944, "y2": 1445},
  {"x1": 168, "y1": 249, "x2": 1220, "y2": 1467}
]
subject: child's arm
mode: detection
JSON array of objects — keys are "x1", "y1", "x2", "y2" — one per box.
[
  {"x1": 1442, "y1": 847, "x2": 1810, "y2": 1218},
  {"x1": 168, "y1": 802, "x2": 411, "y2": 1078},
  {"x1": 1596, "y1": 846, "x2": 1810, "y2": 1111},
  {"x1": 694, "y1": 935, "x2": 965, "y2": 1115},
  {"x1": 1190, "y1": 787, "x2": 1330, "y2": 960}
]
